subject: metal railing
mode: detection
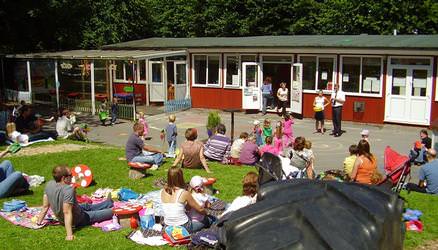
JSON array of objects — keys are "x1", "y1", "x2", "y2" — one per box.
[{"x1": 164, "y1": 98, "x2": 192, "y2": 113}]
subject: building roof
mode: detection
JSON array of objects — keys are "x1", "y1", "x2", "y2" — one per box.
[
  {"x1": 6, "y1": 49, "x2": 186, "y2": 60},
  {"x1": 103, "y1": 35, "x2": 438, "y2": 50}
]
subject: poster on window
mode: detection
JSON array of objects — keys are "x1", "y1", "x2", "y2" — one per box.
[
  {"x1": 371, "y1": 80, "x2": 380, "y2": 92},
  {"x1": 393, "y1": 77, "x2": 406, "y2": 87},
  {"x1": 244, "y1": 88, "x2": 252, "y2": 96},
  {"x1": 363, "y1": 79, "x2": 372, "y2": 92},
  {"x1": 342, "y1": 74, "x2": 349, "y2": 82},
  {"x1": 232, "y1": 75, "x2": 239, "y2": 85},
  {"x1": 413, "y1": 78, "x2": 427, "y2": 88},
  {"x1": 321, "y1": 72, "x2": 328, "y2": 80}
]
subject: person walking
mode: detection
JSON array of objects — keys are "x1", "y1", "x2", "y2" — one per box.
[
  {"x1": 276, "y1": 82, "x2": 288, "y2": 116},
  {"x1": 330, "y1": 84, "x2": 345, "y2": 137},
  {"x1": 261, "y1": 77, "x2": 273, "y2": 115}
]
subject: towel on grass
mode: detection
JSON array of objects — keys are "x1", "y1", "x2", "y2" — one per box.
[{"x1": 0, "y1": 207, "x2": 59, "y2": 229}]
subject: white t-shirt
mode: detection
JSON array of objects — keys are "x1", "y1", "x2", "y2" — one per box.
[
  {"x1": 222, "y1": 195, "x2": 256, "y2": 216},
  {"x1": 230, "y1": 138, "x2": 245, "y2": 158},
  {"x1": 331, "y1": 90, "x2": 346, "y2": 108},
  {"x1": 314, "y1": 96, "x2": 325, "y2": 110},
  {"x1": 188, "y1": 192, "x2": 209, "y2": 222},
  {"x1": 56, "y1": 116, "x2": 74, "y2": 137},
  {"x1": 277, "y1": 88, "x2": 288, "y2": 102}
]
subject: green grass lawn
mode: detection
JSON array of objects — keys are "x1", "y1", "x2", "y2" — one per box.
[{"x1": 0, "y1": 142, "x2": 436, "y2": 249}]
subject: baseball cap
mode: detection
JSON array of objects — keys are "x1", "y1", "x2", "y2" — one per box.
[
  {"x1": 190, "y1": 176, "x2": 204, "y2": 189},
  {"x1": 253, "y1": 120, "x2": 260, "y2": 126},
  {"x1": 360, "y1": 129, "x2": 369, "y2": 136}
]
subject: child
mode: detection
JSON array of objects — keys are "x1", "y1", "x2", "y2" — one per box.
[
  {"x1": 262, "y1": 119, "x2": 272, "y2": 142},
  {"x1": 230, "y1": 132, "x2": 249, "y2": 165},
  {"x1": 344, "y1": 145, "x2": 358, "y2": 176},
  {"x1": 239, "y1": 135, "x2": 260, "y2": 166},
  {"x1": 137, "y1": 112, "x2": 149, "y2": 137},
  {"x1": 282, "y1": 113, "x2": 294, "y2": 148},
  {"x1": 253, "y1": 120, "x2": 263, "y2": 146},
  {"x1": 304, "y1": 140, "x2": 315, "y2": 179},
  {"x1": 165, "y1": 114, "x2": 177, "y2": 157},
  {"x1": 273, "y1": 123, "x2": 284, "y2": 156},
  {"x1": 360, "y1": 129, "x2": 369, "y2": 142},
  {"x1": 99, "y1": 99, "x2": 109, "y2": 126},
  {"x1": 110, "y1": 98, "x2": 118, "y2": 126},
  {"x1": 188, "y1": 176, "x2": 212, "y2": 232},
  {"x1": 260, "y1": 136, "x2": 278, "y2": 156},
  {"x1": 222, "y1": 172, "x2": 258, "y2": 217}
]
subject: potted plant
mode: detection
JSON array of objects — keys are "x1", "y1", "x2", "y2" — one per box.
[{"x1": 206, "y1": 111, "x2": 221, "y2": 137}]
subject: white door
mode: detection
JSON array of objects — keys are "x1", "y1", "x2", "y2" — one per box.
[
  {"x1": 291, "y1": 63, "x2": 303, "y2": 114},
  {"x1": 242, "y1": 62, "x2": 261, "y2": 110},
  {"x1": 174, "y1": 61, "x2": 187, "y2": 100},
  {"x1": 148, "y1": 61, "x2": 165, "y2": 102},
  {"x1": 385, "y1": 66, "x2": 432, "y2": 125}
]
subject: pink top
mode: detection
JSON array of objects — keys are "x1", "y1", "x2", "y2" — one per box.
[
  {"x1": 273, "y1": 137, "x2": 283, "y2": 154},
  {"x1": 139, "y1": 118, "x2": 149, "y2": 136},
  {"x1": 283, "y1": 119, "x2": 294, "y2": 136},
  {"x1": 260, "y1": 144, "x2": 278, "y2": 156}
]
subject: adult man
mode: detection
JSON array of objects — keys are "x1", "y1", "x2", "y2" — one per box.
[
  {"x1": 330, "y1": 84, "x2": 346, "y2": 137},
  {"x1": 125, "y1": 122, "x2": 164, "y2": 169},
  {"x1": 406, "y1": 149, "x2": 438, "y2": 194},
  {"x1": 15, "y1": 105, "x2": 57, "y2": 141},
  {"x1": 420, "y1": 129, "x2": 432, "y2": 149},
  {"x1": 37, "y1": 166, "x2": 113, "y2": 240}
]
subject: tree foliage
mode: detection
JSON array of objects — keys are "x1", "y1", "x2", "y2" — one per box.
[{"x1": 1, "y1": 0, "x2": 438, "y2": 53}]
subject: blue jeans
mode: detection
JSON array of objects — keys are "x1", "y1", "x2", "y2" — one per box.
[
  {"x1": 131, "y1": 152, "x2": 164, "y2": 165},
  {"x1": 77, "y1": 199, "x2": 114, "y2": 226},
  {"x1": 262, "y1": 93, "x2": 273, "y2": 114},
  {"x1": 168, "y1": 140, "x2": 176, "y2": 155},
  {"x1": 191, "y1": 215, "x2": 215, "y2": 233},
  {"x1": 111, "y1": 111, "x2": 117, "y2": 124},
  {"x1": 29, "y1": 131, "x2": 58, "y2": 141},
  {"x1": 0, "y1": 160, "x2": 29, "y2": 198}
]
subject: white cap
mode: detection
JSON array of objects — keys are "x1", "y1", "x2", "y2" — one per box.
[
  {"x1": 361, "y1": 129, "x2": 370, "y2": 136},
  {"x1": 253, "y1": 120, "x2": 260, "y2": 125},
  {"x1": 190, "y1": 176, "x2": 204, "y2": 189}
]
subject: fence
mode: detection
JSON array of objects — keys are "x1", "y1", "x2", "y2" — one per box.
[
  {"x1": 59, "y1": 99, "x2": 134, "y2": 120},
  {"x1": 164, "y1": 98, "x2": 192, "y2": 113}
]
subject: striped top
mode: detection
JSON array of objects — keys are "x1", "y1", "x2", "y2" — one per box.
[{"x1": 204, "y1": 134, "x2": 231, "y2": 163}]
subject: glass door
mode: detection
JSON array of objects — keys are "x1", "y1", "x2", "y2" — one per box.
[
  {"x1": 174, "y1": 61, "x2": 187, "y2": 100},
  {"x1": 242, "y1": 62, "x2": 260, "y2": 109},
  {"x1": 291, "y1": 63, "x2": 303, "y2": 115},
  {"x1": 148, "y1": 61, "x2": 164, "y2": 102}
]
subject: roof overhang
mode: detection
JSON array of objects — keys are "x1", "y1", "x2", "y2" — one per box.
[{"x1": 5, "y1": 49, "x2": 187, "y2": 60}]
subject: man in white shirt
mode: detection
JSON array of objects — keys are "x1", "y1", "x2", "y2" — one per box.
[{"x1": 330, "y1": 84, "x2": 346, "y2": 137}]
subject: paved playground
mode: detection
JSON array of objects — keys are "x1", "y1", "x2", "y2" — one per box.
[{"x1": 82, "y1": 108, "x2": 423, "y2": 181}]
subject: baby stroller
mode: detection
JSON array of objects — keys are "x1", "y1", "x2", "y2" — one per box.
[
  {"x1": 378, "y1": 146, "x2": 411, "y2": 193},
  {"x1": 256, "y1": 153, "x2": 286, "y2": 186}
]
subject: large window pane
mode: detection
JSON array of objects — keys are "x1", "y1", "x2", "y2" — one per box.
[
  {"x1": 139, "y1": 60, "x2": 146, "y2": 81},
  {"x1": 226, "y1": 55, "x2": 239, "y2": 86},
  {"x1": 125, "y1": 63, "x2": 135, "y2": 81},
  {"x1": 151, "y1": 63, "x2": 162, "y2": 82},
  {"x1": 176, "y1": 64, "x2": 186, "y2": 85},
  {"x1": 300, "y1": 56, "x2": 316, "y2": 90},
  {"x1": 362, "y1": 57, "x2": 381, "y2": 93},
  {"x1": 115, "y1": 61, "x2": 124, "y2": 80},
  {"x1": 194, "y1": 55, "x2": 206, "y2": 85},
  {"x1": 342, "y1": 57, "x2": 360, "y2": 93},
  {"x1": 318, "y1": 57, "x2": 334, "y2": 90},
  {"x1": 391, "y1": 58, "x2": 430, "y2": 66},
  {"x1": 391, "y1": 69, "x2": 407, "y2": 96},
  {"x1": 207, "y1": 55, "x2": 220, "y2": 85},
  {"x1": 412, "y1": 69, "x2": 427, "y2": 97}
]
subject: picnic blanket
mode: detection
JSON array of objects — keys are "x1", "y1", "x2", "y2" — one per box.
[{"x1": 0, "y1": 207, "x2": 59, "y2": 229}]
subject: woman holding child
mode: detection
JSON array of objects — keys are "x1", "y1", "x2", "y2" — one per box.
[
  {"x1": 161, "y1": 167, "x2": 207, "y2": 232},
  {"x1": 350, "y1": 140, "x2": 377, "y2": 184}
]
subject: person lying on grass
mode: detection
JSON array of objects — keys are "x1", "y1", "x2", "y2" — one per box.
[
  {"x1": 37, "y1": 166, "x2": 114, "y2": 241},
  {"x1": 221, "y1": 171, "x2": 258, "y2": 217}
]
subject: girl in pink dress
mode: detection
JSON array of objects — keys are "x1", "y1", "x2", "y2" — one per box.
[
  {"x1": 273, "y1": 124, "x2": 284, "y2": 156},
  {"x1": 137, "y1": 112, "x2": 149, "y2": 137},
  {"x1": 260, "y1": 136, "x2": 278, "y2": 156},
  {"x1": 282, "y1": 113, "x2": 294, "y2": 148}
]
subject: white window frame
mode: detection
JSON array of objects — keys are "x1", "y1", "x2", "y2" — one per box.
[
  {"x1": 191, "y1": 54, "x2": 222, "y2": 88},
  {"x1": 340, "y1": 55, "x2": 384, "y2": 97},
  {"x1": 224, "y1": 54, "x2": 241, "y2": 89},
  {"x1": 298, "y1": 54, "x2": 337, "y2": 94}
]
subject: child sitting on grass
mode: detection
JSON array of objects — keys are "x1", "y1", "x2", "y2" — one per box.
[
  {"x1": 260, "y1": 136, "x2": 278, "y2": 156},
  {"x1": 230, "y1": 132, "x2": 248, "y2": 165},
  {"x1": 165, "y1": 114, "x2": 177, "y2": 158},
  {"x1": 343, "y1": 145, "x2": 358, "y2": 176},
  {"x1": 222, "y1": 172, "x2": 258, "y2": 217},
  {"x1": 188, "y1": 176, "x2": 213, "y2": 232}
]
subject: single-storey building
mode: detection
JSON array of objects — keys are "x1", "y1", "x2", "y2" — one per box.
[{"x1": 2, "y1": 35, "x2": 438, "y2": 127}]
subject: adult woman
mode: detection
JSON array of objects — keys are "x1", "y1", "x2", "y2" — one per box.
[
  {"x1": 313, "y1": 90, "x2": 329, "y2": 134},
  {"x1": 172, "y1": 128, "x2": 211, "y2": 173},
  {"x1": 350, "y1": 140, "x2": 377, "y2": 184},
  {"x1": 161, "y1": 167, "x2": 206, "y2": 232},
  {"x1": 288, "y1": 136, "x2": 314, "y2": 179},
  {"x1": 276, "y1": 82, "x2": 288, "y2": 116},
  {"x1": 261, "y1": 76, "x2": 273, "y2": 115}
]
